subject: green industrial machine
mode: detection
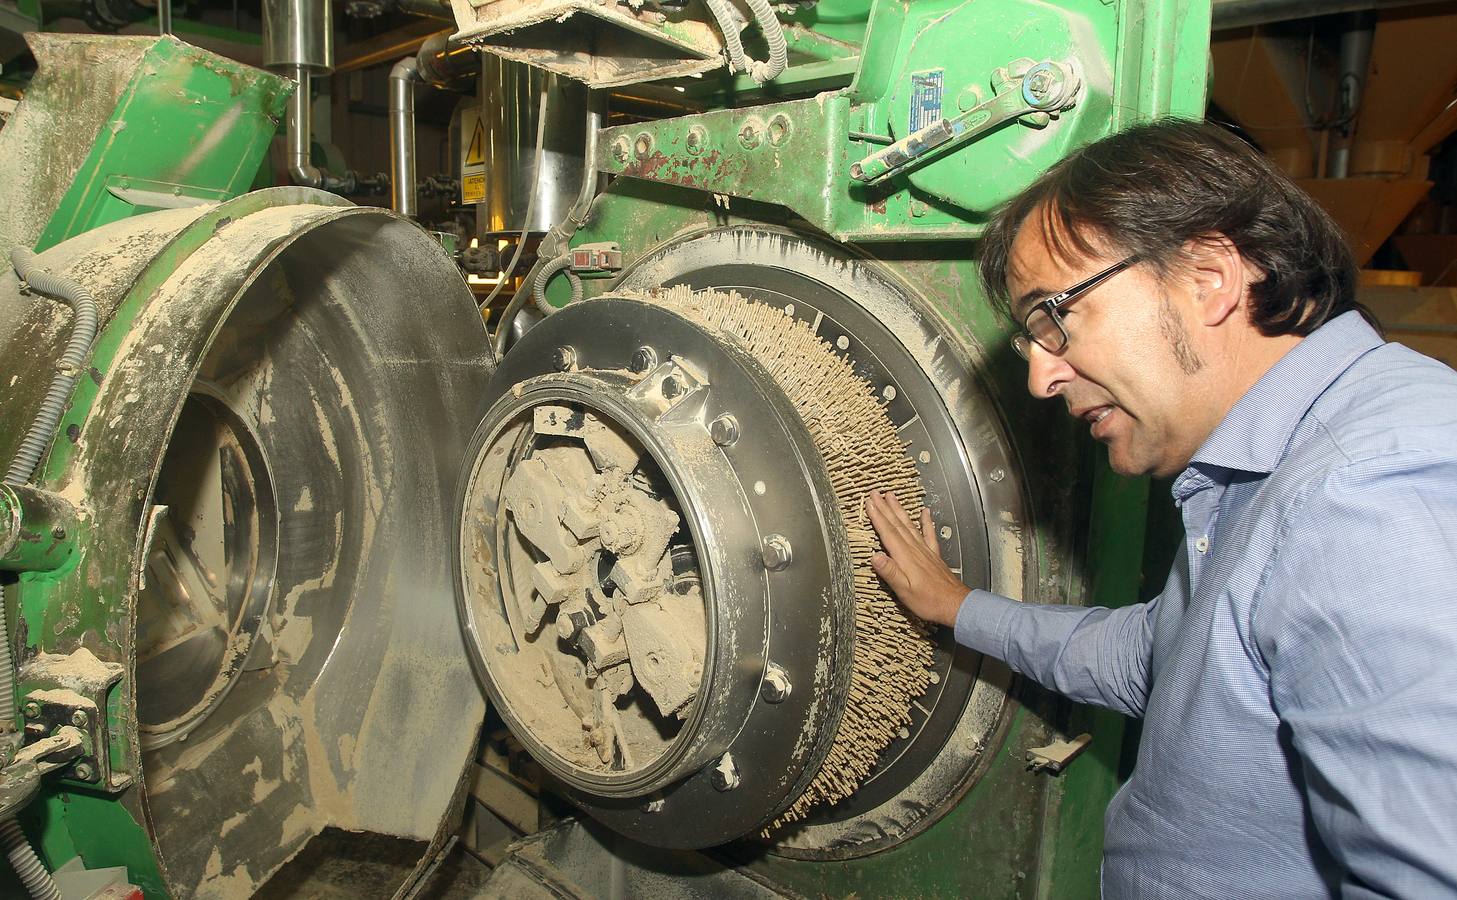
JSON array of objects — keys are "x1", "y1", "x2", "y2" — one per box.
[{"x1": 0, "y1": 0, "x2": 1210, "y2": 894}]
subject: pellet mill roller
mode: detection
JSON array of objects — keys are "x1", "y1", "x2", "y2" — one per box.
[{"x1": 0, "y1": 0, "x2": 1211, "y2": 896}]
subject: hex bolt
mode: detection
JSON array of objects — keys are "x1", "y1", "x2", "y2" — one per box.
[
  {"x1": 909, "y1": 200, "x2": 928, "y2": 218},
  {"x1": 630, "y1": 346, "x2": 657, "y2": 374},
  {"x1": 72, "y1": 762, "x2": 95, "y2": 782},
  {"x1": 661, "y1": 375, "x2": 683, "y2": 399},
  {"x1": 1026, "y1": 68, "x2": 1054, "y2": 100},
  {"x1": 611, "y1": 136, "x2": 632, "y2": 164},
  {"x1": 738, "y1": 121, "x2": 762, "y2": 150},
  {"x1": 51, "y1": 526, "x2": 66, "y2": 541},
  {"x1": 70, "y1": 710, "x2": 88, "y2": 729},
  {"x1": 633, "y1": 132, "x2": 654, "y2": 159},
  {"x1": 761, "y1": 662, "x2": 792, "y2": 704},
  {"x1": 553, "y1": 346, "x2": 577, "y2": 372},
  {"x1": 990, "y1": 467, "x2": 1006, "y2": 483},
  {"x1": 708, "y1": 752, "x2": 740, "y2": 792},
  {"x1": 761, "y1": 534, "x2": 792, "y2": 570},
  {"x1": 685, "y1": 126, "x2": 707, "y2": 156},
  {"x1": 641, "y1": 797, "x2": 665, "y2": 813},
  {"x1": 768, "y1": 114, "x2": 792, "y2": 147},
  {"x1": 709, "y1": 413, "x2": 740, "y2": 447},
  {"x1": 22, "y1": 701, "x2": 39, "y2": 720}
]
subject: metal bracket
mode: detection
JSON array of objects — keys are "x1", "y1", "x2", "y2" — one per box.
[
  {"x1": 625, "y1": 356, "x2": 710, "y2": 423},
  {"x1": 1025, "y1": 732, "x2": 1092, "y2": 775},
  {"x1": 104, "y1": 175, "x2": 229, "y2": 211},
  {"x1": 849, "y1": 57, "x2": 1082, "y2": 184},
  {"x1": 19, "y1": 649, "x2": 129, "y2": 791}
]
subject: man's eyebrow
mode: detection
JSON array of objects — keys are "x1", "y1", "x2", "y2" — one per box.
[{"x1": 1011, "y1": 287, "x2": 1050, "y2": 319}]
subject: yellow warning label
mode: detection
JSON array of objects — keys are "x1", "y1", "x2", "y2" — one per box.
[
  {"x1": 462, "y1": 172, "x2": 485, "y2": 205},
  {"x1": 465, "y1": 118, "x2": 486, "y2": 167}
]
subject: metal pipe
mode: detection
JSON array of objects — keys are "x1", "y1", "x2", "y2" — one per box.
[
  {"x1": 1212, "y1": 0, "x2": 1443, "y2": 30},
  {"x1": 286, "y1": 66, "x2": 324, "y2": 189},
  {"x1": 157, "y1": 0, "x2": 171, "y2": 35},
  {"x1": 389, "y1": 56, "x2": 420, "y2": 217},
  {"x1": 1328, "y1": 10, "x2": 1376, "y2": 178}
]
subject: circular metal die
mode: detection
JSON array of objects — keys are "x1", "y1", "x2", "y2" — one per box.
[
  {"x1": 613, "y1": 226, "x2": 1031, "y2": 857},
  {"x1": 761, "y1": 662, "x2": 791, "y2": 704},
  {"x1": 457, "y1": 297, "x2": 855, "y2": 849},
  {"x1": 709, "y1": 413, "x2": 740, "y2": 447},
  {"x1": 760, "y1": 534, "x2": 792, "y2": 571}
]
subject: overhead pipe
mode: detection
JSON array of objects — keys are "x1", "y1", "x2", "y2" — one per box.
[
  {"x1": 264, "y1": 0, "x2": 358, "y2": 192},
  {"x1": 388, "y1": 34, "x2": 478, "y2": 218},
  {"x1": 1326, "y1": 10, "x2": 1377, "y2": 178},
  {"x1": 388, "y1": 57, "x2": 421, "y2": 217},
  {"x1": 1212, "y1": 0, "x2": 1444, "y2": 30}
]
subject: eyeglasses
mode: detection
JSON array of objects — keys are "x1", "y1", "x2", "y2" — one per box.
[{"x1": 1010, "y1": 256, "x2": 1138, "y2": 360}]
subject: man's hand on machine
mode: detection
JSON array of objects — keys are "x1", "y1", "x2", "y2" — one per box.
[{"x1": 864, "y1": 489, "x2": 970, "y2": 628}]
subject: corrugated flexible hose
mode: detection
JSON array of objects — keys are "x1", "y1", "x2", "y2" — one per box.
[{"x1": 1, "y1": 247, "x2": 100, "y2": 900}]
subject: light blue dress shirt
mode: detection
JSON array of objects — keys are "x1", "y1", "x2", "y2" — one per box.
[{"x1": 955, "y1": 311, "x2": 1457, "y2": 898}]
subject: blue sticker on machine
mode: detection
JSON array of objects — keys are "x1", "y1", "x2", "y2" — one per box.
[{"x1": 909, "y1": 69, "x2": 945, "y2": 133}]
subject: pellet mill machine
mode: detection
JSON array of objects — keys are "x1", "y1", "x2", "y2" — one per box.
[{"x1": 0, "y1": 0, "x2": 1210, "y2": 895}]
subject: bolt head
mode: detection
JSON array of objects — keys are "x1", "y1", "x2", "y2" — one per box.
[
  {"x1": 685, "y1": 127, "x2": 706, "y2": 155},
  {"x1": 737, "y1": 122, "x2": 761, "y2": 149},
  {"x1": 660, "y1": 375, "x2": 682, "y2": 399},
  {"x1": 630, "y1": 346, "x2": 657, "y2": 374},
  {"x1": 708, "y1": 753, "x2": 740, "y2": 791},
  {"x1": 709, "y1": 414, "x2": 739, "y2": 447},
  {"x1": 761, "y1": 534, "x2": 792, "y2": 570},
  {"x1": 761, "y1": 663, "x2": 791, "y2": 703},
  {"x1": 553, "y1": 346, "x2": 577, "y2": 372},
  {"x1": 22, "y1": 702, "x2": 39, "y2": 719},
  {"x1": 51, "y1": 526, "x2": 66, "y2": 540},
  {"x1": 72, "y1": 762, "x2": 94, "y2": 782},
  {"x1": 70, "y1": 710, "x2": 88, "y2": 728}
]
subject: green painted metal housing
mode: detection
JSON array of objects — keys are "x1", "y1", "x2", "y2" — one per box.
[{"x1": 0, "y1": 33, "x2": 290, "y2": 256}]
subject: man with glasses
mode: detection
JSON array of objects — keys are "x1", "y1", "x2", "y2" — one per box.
[{"x1": 866, "y1": 118, "x2": 1457, "y2": 897}]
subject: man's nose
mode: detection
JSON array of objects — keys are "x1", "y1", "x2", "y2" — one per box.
[{"x1": 1026, "y1": 342, "x2": 1075, "y2": 399}]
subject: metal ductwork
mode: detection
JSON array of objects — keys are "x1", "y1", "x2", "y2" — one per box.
[{"x1": 263, "y1": 0, "x2": 353, "y2": 192}]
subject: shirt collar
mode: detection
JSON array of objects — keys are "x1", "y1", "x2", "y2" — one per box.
[{"x1": 1180, "y1": 310, "x2": 1383, "y2": 485}]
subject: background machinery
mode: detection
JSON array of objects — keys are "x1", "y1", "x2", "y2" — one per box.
[{"x1": 0, "y1": 0, "x2": 1211, "y2": 895}]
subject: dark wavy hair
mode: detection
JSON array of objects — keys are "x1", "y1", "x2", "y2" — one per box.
[{"x1": 978, "y1": 118, "x2": 1368, "y2": 337}]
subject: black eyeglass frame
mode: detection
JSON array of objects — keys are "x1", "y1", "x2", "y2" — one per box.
[{"x1": 1010, "y1": 255, "x2": 1138, "y2": 360}]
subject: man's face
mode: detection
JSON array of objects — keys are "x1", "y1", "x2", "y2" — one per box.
[{"x1": 1005, "y1": 213, "x2": 1209, "y2": 478}]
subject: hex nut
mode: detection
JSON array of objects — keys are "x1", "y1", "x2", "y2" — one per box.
[
  {"x1": 708, "y1": 752, "x2": 740, "y2": 791},
  {"x1": 72, "y1": 762, "x2": 95, "y2": 782},
  {"x1": 661, "y1": 375, "x2": 683, "y2": 400},
  {"x1": 51, "y1": 526, "x2": 66, "y2": 540},
  {"x1": 70, "y1": 710, "x2": 88, "y2": 729},
  {"x1": 553, "y1": 346, "x2": 578, "y2": 372},
  {"x1": 761, "y1": 534, "x2": 792, "y2": 570},
  {"x1": 761, "y1": 662, "x2": 792, "y2": 704},
  {"x1": 22, "y1": 701, "x2": 39, "y2": 719},
  {"x1": 630, "y1": 346, "x2": 657, "y2": 374},
  {"x1": 709, "y1": 413, "x2": 740, "y2": 447}
]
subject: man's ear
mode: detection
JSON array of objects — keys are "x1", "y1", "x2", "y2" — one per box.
[{"x1": 1182, "y1": 235, "x2": 1247, "y2": 328}]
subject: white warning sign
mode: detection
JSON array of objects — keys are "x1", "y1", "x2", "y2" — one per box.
[{"x1": 460, "y1": 107, "x2": 485, "y2": 204}]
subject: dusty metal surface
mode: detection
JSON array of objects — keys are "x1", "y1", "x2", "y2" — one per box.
[{"x1": 0, "y1": 191, "x2": 493, "y2": 897}]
